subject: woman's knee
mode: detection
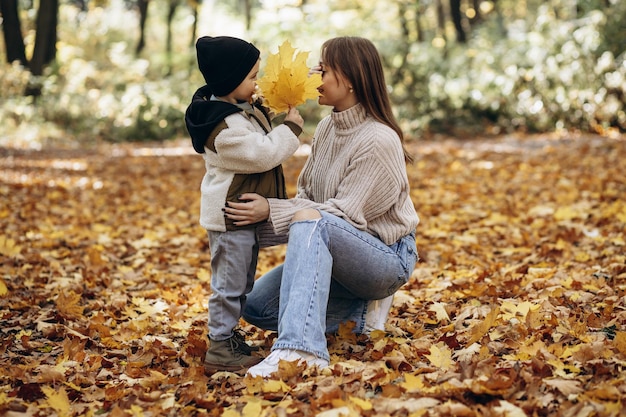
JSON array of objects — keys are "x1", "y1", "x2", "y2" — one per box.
[{"x1": 291, "y1": 208, "x2": 321, "y2": 222}]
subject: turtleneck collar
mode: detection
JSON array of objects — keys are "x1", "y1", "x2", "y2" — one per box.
[{"x1": 331, "y1": 103, "x2": 367, "y2": 133}]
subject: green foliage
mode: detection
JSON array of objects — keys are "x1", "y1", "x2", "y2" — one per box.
[
  {"x1": 597, "y1": 0, "x2": 626, "y2": 59},
  {"x1": 0, "y1": 1, "x2": 197, "y2": 148},
  {"x1": 0, "y1": 0, "x2": 624, "y2": 148},
  {"x1": 391, "y1": 3, "x2": 626, "y2": 136}
]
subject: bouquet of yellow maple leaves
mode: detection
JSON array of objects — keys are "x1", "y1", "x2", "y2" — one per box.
[{"x1": 256, "y1": 40, "x2": 322, "y2": 114}]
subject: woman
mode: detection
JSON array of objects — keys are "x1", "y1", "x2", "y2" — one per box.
[{"x1": 224, "y1": 36, "x2": 419, "y2": 377}]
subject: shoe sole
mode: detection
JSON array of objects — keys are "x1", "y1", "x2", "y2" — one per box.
[{"x1": 204, "y1": 357, "x2": 263, "y2": 375}]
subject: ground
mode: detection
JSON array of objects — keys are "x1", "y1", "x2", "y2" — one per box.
[{"x1": 0, "y1": 132, "x2": 625, "y2": 416}]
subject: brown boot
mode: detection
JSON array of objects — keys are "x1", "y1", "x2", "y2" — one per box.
[{"x1": 204, "y1": 335, "x2": 262, "y2": 373}]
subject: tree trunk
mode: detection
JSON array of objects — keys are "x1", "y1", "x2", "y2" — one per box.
[
  {"x1": 398, "y1": 1, "x2": 410, "y2": 43},
  {"x1": 29, "y1": 0, "x2": 58, "y2": 76},
  {"x1": 435, "y1": 0, "x2": 447, "y2": 42},
  {"x1": 165, "y1": 0, "x2": 179, "y2": 75},
  {"x1": 189, "y1": 0, "x2": 199, "y2": 48},
  {"x1": 414, "y1": 0, "x2": 425, "y2": 43},
  {"x1": 136, "y1": 0, "x2": 149, "y2": 56},
  {"x1": 450, "y1": 0, "x2": 467, "y2": 43},
  {"x1": 392, "y1": 0, "x2": 411, "y2": 85},
  {"x1": 0, "y1": 0, "x2": 28, "y2": 65},
  {"x1": 242, "y1": 0, "x2": 251, "y2": 31},
  {"x1": 166, "y1": 0, "x2": 178, "y2": 55},
  {"x1": 470, "y1": 0, "x2": 482, "y2": 25},
  {"x1": 492, "y1": 0, "x2": 506, "y2": 38}
]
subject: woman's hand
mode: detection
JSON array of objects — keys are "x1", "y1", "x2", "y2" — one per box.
[
  {"x1": 225, "y1": 193, "x2": 270, "y2": 226},
  {"x1": 309, "y1": 65, "x2": 323, "y2": 76}
]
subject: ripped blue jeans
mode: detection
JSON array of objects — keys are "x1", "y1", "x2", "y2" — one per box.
[{"x1": 242, "y1": 211, "x2": 417, "y2": 361}]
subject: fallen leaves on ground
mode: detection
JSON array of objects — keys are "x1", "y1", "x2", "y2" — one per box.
[{"x1": 0, "y1": 133, "x2": 625, "y2": 416}]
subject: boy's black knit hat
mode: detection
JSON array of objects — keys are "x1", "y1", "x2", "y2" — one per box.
[{"x1": 196, "y1": 36, "x2": 260, "y2": 97}]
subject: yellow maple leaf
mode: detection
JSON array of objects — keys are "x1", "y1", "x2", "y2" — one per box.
[
  {"x1": 130, "y1": 404, "x2": 145, "y2": 417},
  {"x1": 611, "y1": 235, "x2": 625, "y2": 246},
  {"x1": 425, "y1": 343, "x2": 454, "y2": 370},
  {"x1": 262, "y1": 378, "x2": 290, "y2": 393},
  {"x1": 0, "y1": 235, "x2": 21, "y2": 257},
  {"x1": 466, "y1": 306, "x2": 500, "y2": 346},
  {"x1": 244, "y1": 375, "x2": 290, "y2": 394},
  {"x1": 400, "y1": 373, "x2": 422, "y2": 392},
  {"x1": 257, "y1": 40, "x2": 322, "y2": 114},
  {"x1": 554, "y1": 205, "x2": 586, "y2": 221},
  {"x1": 349, "y1": 396, "x2": 373, "y2": 411},
  {"x1": 41, "y1": 386, "x2": 71, "y2": 417},
  {"x1": 574, "y1": 251, "x2": 591, "y2": 262},
  {"x1": 222, "y1": 409, "x2": 240, "y2": 417},
  {"x1": 500, "y1": 300, "x2": 539, "y2": 321},
  {"x1": 131, "y1": 296, "x2": 168, "y2": 317},
  {"x1": 429, "y1": 302, "x2": 450, "y2": 322},
  {"x1": 614, "y1": 331, "x2": 626, "y2": 356},
  {"x1": 197, "y1": 268, "x2": 211, "y2": 283},
  {"x1": 242, "y1": 398, "x2": 263, "y2": 417},
  {"x1": 400, "y1": 373, "x2": 437, "y2": 394},
  {"x1": 547, "y1": 359, "x2": 581, "y2": 377},
  {"x1": 0, "y1": 279, "x2": 7, "y2": 297},
  {"x1": 503, "y1": 339, "x2": 545, "y2": 361}
]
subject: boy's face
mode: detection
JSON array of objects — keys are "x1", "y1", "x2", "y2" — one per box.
[{"x1": 228, "y1": 59, "x2": 261, "y2": 104}]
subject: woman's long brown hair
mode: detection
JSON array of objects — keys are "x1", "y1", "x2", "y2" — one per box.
[{"x1": 321, "y1": 36, "x2": 413, "y2": 164}]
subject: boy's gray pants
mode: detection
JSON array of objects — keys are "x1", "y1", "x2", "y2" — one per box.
[{"x1": 207, "y1": 228, "x2": 258, "y2": 341}]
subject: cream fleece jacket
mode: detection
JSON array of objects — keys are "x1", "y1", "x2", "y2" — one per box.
[
  {"x1": 265, "y1": 103, "x2": 419, "y2": 246},
  {"x1": 200, "y1": 110, "x2": 300, "y2": 232}
]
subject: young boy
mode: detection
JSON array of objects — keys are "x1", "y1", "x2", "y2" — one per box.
[{"x1": 185, "y1": 36, "x2": 304, "y2": 372}]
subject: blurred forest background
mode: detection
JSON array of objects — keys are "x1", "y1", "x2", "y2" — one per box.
[{"x1": 0, "y1": 0, "x2": 625, "y2": 150}]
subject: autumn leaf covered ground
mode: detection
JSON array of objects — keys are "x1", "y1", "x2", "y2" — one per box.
[{"x1": 1, "y1": 132, "x2": 625, "y2": 417}]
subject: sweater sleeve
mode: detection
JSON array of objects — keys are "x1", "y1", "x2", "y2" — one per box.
[
  {"x1": 210, "y1": 113, "x2": 300, "y2": 173},
  {"x1": 268, "y1": 124, "x2": 406, "y2": 239}
]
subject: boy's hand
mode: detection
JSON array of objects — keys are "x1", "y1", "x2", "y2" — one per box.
[{"x1": 284, "y1": 107, "x2": 304, "y2": 128}]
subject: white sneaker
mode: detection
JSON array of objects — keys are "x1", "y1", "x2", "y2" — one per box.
[
  {"x1": 246, "y1": 349, "x2": 329, "y2": 378},
  {"x1": 364, "y1": 295, "x2": 394, "y2": 334}
]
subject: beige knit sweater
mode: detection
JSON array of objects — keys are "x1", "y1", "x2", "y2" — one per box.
[{"x1": 266, "y1": 103, "x2": 419, "y2": 246}]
